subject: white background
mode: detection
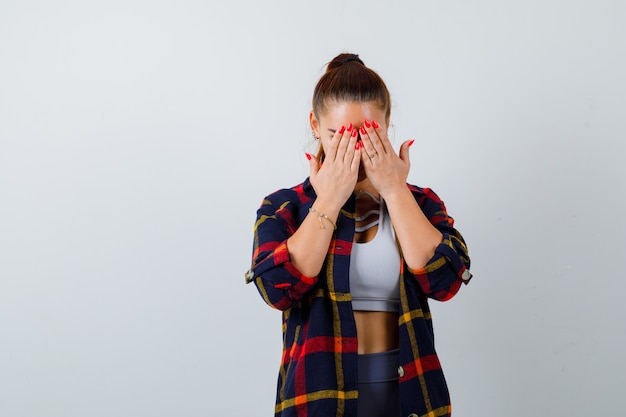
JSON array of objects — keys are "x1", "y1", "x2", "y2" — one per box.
[{"x1": 1, "y1": 1, "x2": 625, "y2": 416}]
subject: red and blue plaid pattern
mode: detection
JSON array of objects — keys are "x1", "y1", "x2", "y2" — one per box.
[{"x1": 246, "y1": 178, "x2": 471, "y2": 417}]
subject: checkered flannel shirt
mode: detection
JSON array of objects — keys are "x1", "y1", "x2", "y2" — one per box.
[{"x1": 245, "y1": 178, "x2": 472, "y2": 417}]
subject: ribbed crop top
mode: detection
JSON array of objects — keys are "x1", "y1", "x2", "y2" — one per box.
[{"x1": 349, "y1": 197, "x2": 401, "y2": 312}]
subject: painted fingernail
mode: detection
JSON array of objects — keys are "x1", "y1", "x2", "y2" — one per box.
[
  {"x1": 305, "y1": 152, "x2": 312, "y2": 160},
  {"x1": 338, "y1": 125, "x2": 345, "y2": 134},
  {"x1": 372, "y1": 120, "x2": 380, "y2": 129},
  {"x1": 408, "y1": 139, "x2": 415, "y2": 147},
  {"x1": 360, "y1": 126, "x2": 367, "y2": 135},
  {"x1": 364, "y1": 119, "x2": 371, "y2": 128},
  {"x1": 347, "y1": 122, "x2": 353, "y2": 131},
  {"x1": 355, "y1": 141, "x2": 361, "y2": 150},
  {"x1": 352, "y1": 128, "x2": 358, "y2": 137}
]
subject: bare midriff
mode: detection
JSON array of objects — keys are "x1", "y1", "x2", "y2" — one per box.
[{"x1": 353, "y1": 311, "x2": 399, "y2": 354}]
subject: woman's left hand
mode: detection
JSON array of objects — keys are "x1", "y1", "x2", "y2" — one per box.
[{"x1": 358, "y1": 119, "x2": 414, "y2": 197}]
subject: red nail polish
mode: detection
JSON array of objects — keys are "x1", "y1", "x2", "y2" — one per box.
[
  {"x1": 338, "y1": 125, "x2": 345, "y2": 134},
  {"x1": 408, "y1": 139, "x2": 415, "y2": 147},
  {"x1": 360, "y1": 126, "x2": 367, "y2": 135},
  {"x1": 347, "y1": 122, "x2": 353, "y2": 131},
  {"x1": 372, "y1": 120, "x2": 379, "y2": 129},
  {"x1": 351, "y1": 128, "x2": 358, "y2": 137},
  {"x1": 305, "y1": 153, "x2": 312, "y2": 160},
  {"x1": 355, "y1": 142, "x2": 360, "y2": 150},
  {"x1": 364, "y1": 119, "x2": 371, "y2": 128}
]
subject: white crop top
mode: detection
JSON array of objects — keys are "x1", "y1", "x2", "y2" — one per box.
[{"x1": 349, "y1": 197, "x2": 401, "y2": 312}]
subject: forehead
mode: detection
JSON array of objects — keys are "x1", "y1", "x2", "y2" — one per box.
[{"x1": 320, "y1": 101, "x2": 386, "y2": 126}]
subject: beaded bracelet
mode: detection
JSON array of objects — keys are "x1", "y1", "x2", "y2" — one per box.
[{"x1": 309, "y1": 207, "x2": 337, "y2": 230}]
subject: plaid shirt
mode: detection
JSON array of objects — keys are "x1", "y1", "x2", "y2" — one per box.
[{"x1": 245, "y1": 178, "x2": 472, "y2": 417}]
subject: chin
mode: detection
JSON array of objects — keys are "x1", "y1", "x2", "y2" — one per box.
[{"x1": 357, "y1": 167, "x2": 367, "y2": 182}]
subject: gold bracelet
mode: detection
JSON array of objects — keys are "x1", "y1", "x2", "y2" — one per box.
[{"x1": 309, "y1": 207, "x2": 337, "y2": 230}]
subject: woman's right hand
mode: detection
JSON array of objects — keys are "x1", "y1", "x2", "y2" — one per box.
[
  {"x1": 285, "y1": 125, "x2": 361, "y2": 277},
  {"x1": 307, "y1": 124, "x2": 362, "y2": 211}
]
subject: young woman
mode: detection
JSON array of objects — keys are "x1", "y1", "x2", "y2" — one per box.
[{"x1": 245, "y1": 53, "x2": 472, "y2": 417}]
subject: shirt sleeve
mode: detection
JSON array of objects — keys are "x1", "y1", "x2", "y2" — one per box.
[
  {"x1": 404, "y1": 187, "x2": 472, "y2": 301},
  {"x1": 244, "y1": 193, "x2": 318, "y2": 311}
]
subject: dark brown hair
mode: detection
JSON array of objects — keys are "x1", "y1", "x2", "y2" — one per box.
[
  {"x1": 312, "y1": 53, "x2": 391, "y2": 161},
  {"x1": 312, "y1": 53, "x2": 391, "y2": 120}
]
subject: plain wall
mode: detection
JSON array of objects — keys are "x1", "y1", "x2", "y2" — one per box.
[{"x1": 1, "y1": 1, "x2": 625, "y2": 416}]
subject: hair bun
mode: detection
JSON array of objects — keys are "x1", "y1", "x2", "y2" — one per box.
[
  {"x1": 342, "y1": 54, "x2": 364, "y2": 64},
  {"x1": 327, "y1": 53, "x2": 365, "y2": 71}
]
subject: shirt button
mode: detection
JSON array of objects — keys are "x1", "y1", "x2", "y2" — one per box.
[
  {"x1": 397, "y1": 366, "x2": 405, "y2": 378},
  {"x1": 461, "y1": 269, "x2": 472, "y2": 281}
]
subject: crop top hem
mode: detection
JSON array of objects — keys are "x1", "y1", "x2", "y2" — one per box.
[{"x1": 351, "y1": 299, "x2": 399, "y2": 313}]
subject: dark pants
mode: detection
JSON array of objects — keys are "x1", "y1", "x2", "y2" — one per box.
[{"x1": 357, "y1": 349, "x2": 401, "y2": 417}]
